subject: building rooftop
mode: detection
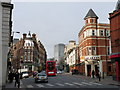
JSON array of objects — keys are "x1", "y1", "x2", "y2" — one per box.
[
  {"x1": 84, "y1": 9, "x2": 98, "y2": 20},
  {"x1": 116, "y1": 0, "x2": 120, "y2": 10}
]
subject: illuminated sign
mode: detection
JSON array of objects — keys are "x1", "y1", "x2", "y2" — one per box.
[{"x1": 85, "y1": 56, "x2": 101, "y2": 60}]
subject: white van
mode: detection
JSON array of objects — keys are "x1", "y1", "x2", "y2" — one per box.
[{"x1": 18, "y1": 69, "x2": 29, "y2": 78}]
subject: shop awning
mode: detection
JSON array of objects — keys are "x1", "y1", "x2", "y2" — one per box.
[{"x1": 110, "y1": 52, "x2": 120, "y2": 59}]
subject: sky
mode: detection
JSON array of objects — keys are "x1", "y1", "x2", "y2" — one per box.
[{"x1": 11, "y1": 0, "x2": 117, "y2": 58}]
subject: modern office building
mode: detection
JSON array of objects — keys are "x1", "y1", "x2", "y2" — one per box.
[
  {"x1": 54, "y1": 44, "x2": 65, "y2": 70},
  {"x1": 0, "y1": 0, "x2": 13, "y2": 87}
]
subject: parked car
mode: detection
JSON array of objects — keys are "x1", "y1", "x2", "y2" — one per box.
[
  {"x1": 22, "y1": 72, "x2": 29, "y2": 78},
  {"x1": 71, "y1": 69, "x2": 79, "y2": 75},
  {"x1": 41, "y1": 70, "x2": 46, "y2": 73},
  {"x1": 57, "y1": 71, "x2": 62, "y2": 74},
  {"x1": 35, "y1": 72, "x2": 48, "y2": 83}
]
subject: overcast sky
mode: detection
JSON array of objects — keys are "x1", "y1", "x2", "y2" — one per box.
[{"x1": 12, "y1": 1, "x2": 117, "y2": 58}]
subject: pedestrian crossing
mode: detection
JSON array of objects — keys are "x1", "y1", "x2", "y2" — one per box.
[
  {"x1": 26, "y1": 82, "x2": 102, "y2": 88},
  {"x1": 65, "y1": 83, "x2": 74, "y2": 86},
  {"x1": 73, "y1": 82, "x2": 85, "y2": 86},
  {"x1": 56, "y1": 83, "x2": 65, "y2": 86},
  {"x1": 27, "y1": 85, "x2": 34, "y2": 88},
  {"x1": 36, "y1": 84, "x2": 45, "y2": 88}
]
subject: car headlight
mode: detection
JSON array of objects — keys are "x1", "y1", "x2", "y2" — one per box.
[
  {"x1": 36, "y1": 76, "x2": 39, "y2": 78},
  {"x1": 45, "y1": 76, "x2": 47, "y2": 78}
]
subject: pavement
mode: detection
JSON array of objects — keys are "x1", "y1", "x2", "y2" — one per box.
[
  {"x1": 2, "y1": 80, "x2": 25, "y2": 89},
  {"x1": 65, "y1": 73, "x2": 120, "y2": 87}
]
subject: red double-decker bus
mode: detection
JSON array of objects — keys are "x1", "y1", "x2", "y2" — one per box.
[{"x1": 46, "y1": 61, "x2": 56, "y2": 76}]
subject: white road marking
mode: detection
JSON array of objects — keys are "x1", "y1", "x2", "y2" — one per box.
[
  {"x1": 27, "y1": 85, "x2": 34, "y2": 88},
  {"x1": 46, "y1": 84, "x2": 54, "y2": 86},
  {"x1": 36, "y1": 84, "x2": 45, "y2": 87},
  {"x1": 20, "y1": 83, "x2": 22, "y2": 85},
  {"x1": 73, "y1": 82, "x2": 85, "y2": 86},
  {"x1": 65, "y1": 83, "x2": 74, "y2": 86},
  {"x1": 81, "y1": 82, "x2": 93, "y2": 85},
  {"x1": 89, "y1": 82, "x2": 102, "y2": 85},
  {"x1": 56, "y1": 83, "x2": 64, "y2": 86}
]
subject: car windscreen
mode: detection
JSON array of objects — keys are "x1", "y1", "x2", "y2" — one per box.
[
  {"x1": 22, "y1": 72, "x2": 28, "y2": 74},
  {"x1": 38, "y1": 73, "x2": 46, "y2": 76}
]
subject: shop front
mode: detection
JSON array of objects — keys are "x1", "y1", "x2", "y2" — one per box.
[
  {"x1": 84, "y1": 56, "x2": 100, "y2": 77},
  {"x1": 110, "y1": 53, "x2": 120, "y2": 81}
]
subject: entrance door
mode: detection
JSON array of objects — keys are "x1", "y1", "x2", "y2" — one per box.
[{"x1": 87, "y1": 65, "x2": 91, "y2": 76}]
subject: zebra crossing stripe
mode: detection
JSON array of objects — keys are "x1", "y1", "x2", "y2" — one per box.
[
  {"x1": 46, "y1": 84, "x2": 54, "y2": 86},
  {"x1": 56, "y1": 83, "x2": 64, "y2": 86},
  {"x1": 73, "y1": 82, "x2": 85, "y2": 86},
  {"x1": 65, "y1": 83, "x2": 74, "y2": 86},
  {"x1": 36, "y1": 84, "x2": 45, "y2": 87},
  {"x1": 27, "y1": 85, "x2": 34, "y2": 88},
  {"x1": 89, "y1": 82, "x2": 102, "y2": 85},
  {"x1": 20, "y1": 82, "x2": 23, "y2": 85},
  {"x1": 81, "y1": 82, "x2": 93, "y2": 85}
]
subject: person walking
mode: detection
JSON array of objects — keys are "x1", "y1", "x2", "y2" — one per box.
[
  {"x1": 8, "y1": 71, "x2": 14, "y2": 83},
  {"x1": 98, "y1": 71, "x2": 101, "y2": 81},
  {"x1": 91, "y1": 70, "x2": 95, "y2": 78},
  {"x1": 14, "y1": 71, "x2": 20, "y2": 88}
]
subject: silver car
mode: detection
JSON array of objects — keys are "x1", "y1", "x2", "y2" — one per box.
[{"x1": 35, "y1": 72, "x2": 48, "y2": 83}]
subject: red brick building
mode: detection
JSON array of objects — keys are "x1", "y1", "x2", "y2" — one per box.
[
  {"x1": 10, "y1": 33, "x2": 47, "y2": 73},
  {"x1": 109, "y1": 0, "x2": 120, "y2": 81},
  {"x1": 78, "y1": 9, "x2": 112, "y2": 77}
]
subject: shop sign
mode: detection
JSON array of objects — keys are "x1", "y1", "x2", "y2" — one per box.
[
  {"x1": 85, "y1": 56, "x2": 101, "y2": 60},
  {"x1": 80, "y1": 56, "x2": 84, "y2": 61}
]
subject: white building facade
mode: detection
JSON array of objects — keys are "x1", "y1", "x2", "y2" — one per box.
[
  {"x1": 0, "y1": 0, "x2": 13, "y2": 87},
  {"x1": 66, "y1": 48, "x2": 76, "y2": 66}
]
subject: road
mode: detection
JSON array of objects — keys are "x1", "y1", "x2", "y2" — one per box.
[{"x1": 21, "y1": 73, "x2": 119, "y2": 88}]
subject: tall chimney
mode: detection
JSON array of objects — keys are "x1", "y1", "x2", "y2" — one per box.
[
  {"x1": 32, "y1": 33, "x2": 36, "y2": 38},
  {"x1": 23, "y1": 33, "x2": 27, "y2": 39}
]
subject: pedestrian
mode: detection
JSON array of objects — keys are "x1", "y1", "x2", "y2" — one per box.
[
  {"x1": 98, "y1": 71, "x2": 101, "y2": 81},
  {"x1": 95, "y1": 70, "x2": 99, "y2": 78},
  {"x1": 8, "y1": 71, "x2": 14, "y2": 83},
  {"x1": 33, "y1": 71, "x2": 37, "y2": 77},
  {"x1": 20, "y1": 72, "x2": 23, "y2": 79},
  {"x1": 102, "y1": 72, "x2": 104, "y2": 79},
  {"x1": 14, "y1": 71, "x2": 20, "y2": 88},
  {"x1": 91, "y1": 70, "x2": 95, "y2": 78}
]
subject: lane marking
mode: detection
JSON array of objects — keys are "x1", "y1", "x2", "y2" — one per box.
[
  {"x1": 27, "y1": 85, "x2": 34, "y2": 88},
  {"x1": 65, "y1": 83, "x2": 74, "y2": 86},
  {"x1": 36, "y1": 84, "x2": 45, "y2": 87},
  {"x1": 81, "y1": 82, "x2": 93, "y2": 85},
  {"x1": 46, "y1": 84, "x2": 54, "y2": 86},
  {"x1": 56, "y1": 83, "x2": 64, "y2": 86},
  {"x1": 19, "y1": 80, "x2": 23, "y2": 85},
  {"x1": 73, "y1": 82, "x2": 85, "y2": 86},
  {"x1": 89, "y1": 82, "x2": 102, "y2": 85}
]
